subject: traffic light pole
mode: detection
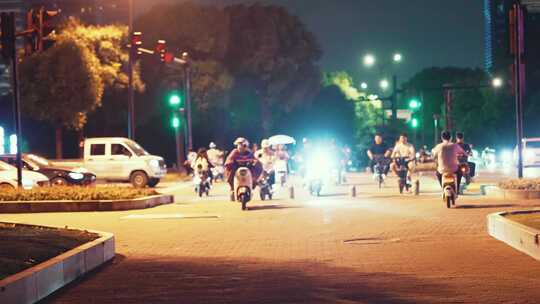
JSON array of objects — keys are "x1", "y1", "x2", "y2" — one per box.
[
  {"x1": 2, "y1": 12, "x2": 23, "y2": 187},
  {"x1": 184, "y1": 60, "x2": 193, "y2": 151},
  {"x1": 391, "y1": 75, "x2": 398, "y2": 129},
  {"x1": 127, "y1": 0, "x2": 135, "y2": 140},
  {"x1": 510, "y1": 3, "x2": 525, "y2": 179}
]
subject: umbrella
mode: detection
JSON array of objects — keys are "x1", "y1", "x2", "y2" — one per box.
[{"x1": 268, "y1": 135, "x2": 296, "y2": 145}]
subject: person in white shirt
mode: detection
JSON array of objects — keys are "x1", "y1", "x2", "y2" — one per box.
[
  {"x1": 255, "y1": 139, "x2": 276, "y2": 185},
  {"x1": 432, "y1": 131, "x2": 466, "y2": 187},
  {"x1": 207, "y1": 142, "x2": 224, "y2": 167},
  {"x1": 390, "y1": 133, "x2": 416, "y2": 177}
]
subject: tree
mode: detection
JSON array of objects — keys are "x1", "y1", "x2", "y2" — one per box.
[
  {"x1": 404, "y1": 67, "x2": 513, "y2": 148},
  {"x1": 226, "y1": 4, "x2": 321, "y2": 135},
  {"x1": 19, "y1": 37, "x2": 103, "y2": 158}
]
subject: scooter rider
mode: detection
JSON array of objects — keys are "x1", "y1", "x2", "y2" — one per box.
[
  {"x1": 390, "y1": 133, "x2": 416, "y2": 178},
  {"x1": 455, "y1": 132, "x2": 476, "y2": 178},
  {"x1": 367, "y1": 133, "x2": 391, "y2": 174},
  {"x1": 432, "y1": 131, "x2": 466, "y2": 187},
  {"x1": 255, "y1": 139, "x2": 276, "y2": 186},
  {"x1": 225, "y1": 137, "x2": 262, "y2": 195}
]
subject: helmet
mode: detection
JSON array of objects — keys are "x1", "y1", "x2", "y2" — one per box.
[
  {"x1": 209, "y1": 142, "x2": 216, "y2": 149},
  {"x1": 261, "y1": 139, "x2": 270, "y2": 149},
  {"x1": 234, "y1": 137, "x2": 249, "y2": 146}
]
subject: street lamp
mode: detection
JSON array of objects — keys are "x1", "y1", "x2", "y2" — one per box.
[
  {"x1": 360, "y1": 82, "x2": 368, "y2": 90},
  {"x1": 379, "y1": 79, "x2": 389, "y2": 90},
  {"x1": 363, "y1": 54, "x2": 376, "y2": 67},
  {"x1": 393, "y1": 53, "x2": 402, "y2": 63},
  {"x1": 492, "y1": 77, "x2": 503, "y2": 88}
]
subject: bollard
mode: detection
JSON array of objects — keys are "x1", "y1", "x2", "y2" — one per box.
[
  {"x1": 289, "y1": 185, "x2": 295, "y2": 199},
  {"x1": 414, "y1": 180, "x2": 420, "y2": 196},
  {"x1": 350, "y1": 185, "x2": 357, "y2": 197}
]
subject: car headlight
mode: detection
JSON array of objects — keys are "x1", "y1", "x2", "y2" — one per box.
[
  {"x1": 68, "y1": 172, "x2": 84, "y2": 180},
  {"x1": 149, "y1": 159, "x2": 160, "y2": 168},
  {"x1": 22, "y1": 178, "x2": 34, "y2": 188}
]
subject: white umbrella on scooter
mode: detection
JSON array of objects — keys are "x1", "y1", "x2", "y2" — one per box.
[{"x1": 268, "y1": 135, "x2": 296, "y2": 146}]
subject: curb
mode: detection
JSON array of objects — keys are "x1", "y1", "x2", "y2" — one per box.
[
  {"x1": 0, "y1": 222, "x2": 115, "y2": 304},
  {"x1": 482, "y1": 186, "x2": 540, "y2": 200},
  {"x1": 0, "y1": 194, "x2": 173, "y2": 213},
  {"x1": 487, "y1": 211, "x2": 540, "y2": 261}
]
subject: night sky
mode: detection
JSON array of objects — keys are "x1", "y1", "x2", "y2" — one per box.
[{"x1": 137, "y1": 0, "x2": 485, "y2": 87}]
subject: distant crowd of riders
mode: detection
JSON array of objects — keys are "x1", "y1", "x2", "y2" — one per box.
[{"x1": 183, "y1": 130, "x2": 475, "y2": 207}]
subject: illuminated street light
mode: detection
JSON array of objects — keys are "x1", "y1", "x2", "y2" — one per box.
[
  {"x1": 360, "y1": 82, "x2": 368, "y2": 90},
  {"x1": 379, "y1": 79, "x2": 389, "y2": 90},
  {"x1": 363, "y1": 54, "x2": 376, "y2": 67},
  {"x1": 492, "y1": 77, "x2": 503, "y2": 88},
  {"x1": 393, "y1": 53, "x2": 402, "y2": 62}
]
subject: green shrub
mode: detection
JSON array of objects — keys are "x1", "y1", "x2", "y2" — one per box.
[
  {"x1": 0, "y1": 186, "x2": 159, "y2": 202},
  {"x1": 499, "y1": 179, "x2": 540, "y2": 191}
]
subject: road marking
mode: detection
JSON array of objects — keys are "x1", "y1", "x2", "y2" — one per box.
[{"x1": 121, "y1": 214, "x2": 219, "y2": 220}]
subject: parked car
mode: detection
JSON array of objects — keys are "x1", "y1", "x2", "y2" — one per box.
[
  {"x1": 0, "y1": 177, "x2": 17, "y2": 190},
  {"x1": 0, "y1": 154, "x2": 96, "y2": 186},
  {"x1": 0, "y1": 160, "x2": 49, "y2": 189},
  {"x1": 55, "y1": 137, "x2": 167, "y2": 188}
]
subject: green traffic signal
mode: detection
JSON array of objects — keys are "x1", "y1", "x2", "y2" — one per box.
[
  {"x1": 171, "y1": 116, "x2": 180, "y2": 129},
  {"x1": 408, "y1": 98, "x2": 421, "y2": 110},
  {"x1": 411, "y1": 118, "x2": 419, "y2": 128},
  {"x1": 169, "y1": 94, "x2": 182, "y2": 106}
]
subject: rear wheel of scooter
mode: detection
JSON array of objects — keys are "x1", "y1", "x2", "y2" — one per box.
[
  {"x1": 260, "y1": 191, "x2": 266, "y2": 201},
  {"x1": 414, "y1": 180, "x2": 420, "y2": 196},
  {"x1": 198, "y1": 186, "x2": 204, "y2": 197},
  {"x1": 399, "y1": 181, "x2": 404, "y2": 194},
  {"x1": 230, "y1": 192, "x2": 235, "y2": 202},
  {"x1": 446, "y1": 196, "x2": 451, "y2": 208},
  {"x1": 378, "y1": 176, "x2": 383, "y2": 189},
  {"x1": 268, "y1": 193, "x2": 273, "y2": 200}
]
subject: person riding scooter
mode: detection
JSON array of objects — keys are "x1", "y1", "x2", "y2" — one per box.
[
  {"x1": 225, "y1": 137, "x2": 262, "y2": 197},
  {"x1": 455, "y1": 132, "x2": 476, "y2": 179},
  {"x1": 432, "y1": 131, "x2": 466, "y2": 188},
  {"x1": 391, "y1": 133, "x2": 416, "y2": 185},
  {"x1": 367, "y1": 133, "x2": 391, "y2": 175},
  {"x1": 255, "y1": 139, "x2": 276, "y2": 186}
]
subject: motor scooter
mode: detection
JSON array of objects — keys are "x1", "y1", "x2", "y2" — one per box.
[
  {"x1": 394, "y1": 157, "x2": 411, "y2": 194},
  {"x1": 211, "y1": 165, "x2": 225, "y2": 182},
  {"x1": 373, "y1": 156, "x2": 389, "y2": 189},
  {"x1": 442, "y1": 171, "x2": 458, "y2": 208},
  {"x1": 232, "y1": 159, "x2": 255, "y2": 210},
  {"x1": 258, "y1": 170, "x2": 273, "y2": 201},
  {"x1": 194, "y1": 166, "x2": 211, "y2": 197}
]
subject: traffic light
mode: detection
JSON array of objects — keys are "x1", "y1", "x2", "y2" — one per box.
[
  {"x1": 169, "y1": 94, "x2": 182, "y2": 106},
  {"x1": 408, "y1": 98, "x2": 421, "y2": 110},
  {"x1": 171, "y1": 116, "x2": 181, "y2": 129},
  {"x1": 155, "y1": 39, "x2": 166, "y2": 62},
  {"x1": 1, "y1": 12, "x2": 15, "y2": 60},
  {"x1": 411, "y1": 117, "x2": 419, "y2": 128},
  {"x1": 37, "y1": 7, "x2": 59, "y2": 51},
  {"x1": 131, "y1": 31, "x2": 142, "y2": 56}
]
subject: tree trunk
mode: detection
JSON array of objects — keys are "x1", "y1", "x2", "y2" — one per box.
[
  {"x1": 55, "y1": 126, "x2": 63, "y2": 159},
  {"x1": 77, "y1": 129, "x2": 84, "y2": 158}
]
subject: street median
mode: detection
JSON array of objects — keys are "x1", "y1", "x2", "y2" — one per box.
[
  {"x1": 0, "y1": 194, "x2": 173, "y2": 213},
  {"x1": 488, "y1": 211, "x2": 540, "y2": 261}
]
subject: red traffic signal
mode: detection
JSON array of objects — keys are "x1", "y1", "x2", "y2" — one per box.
[
  {"x1": 155, "y1": 39, "x2": 166, "y2": 62},
  {"x1": 131, "y1": 31, "x2": 142, "y2": 55}
]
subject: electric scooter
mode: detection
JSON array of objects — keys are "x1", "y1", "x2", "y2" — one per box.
[{"x1": 232, "y1": 159, "x2": 255, "y2": 210}]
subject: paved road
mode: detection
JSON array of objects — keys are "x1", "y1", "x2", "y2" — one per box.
[{"x1": 4, "y1": 173, "x2": 540, "y2": 303}]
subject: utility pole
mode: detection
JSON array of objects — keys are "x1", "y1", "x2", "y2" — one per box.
[
  {"x1": 1, "y1": 12, "x2": 23, "y2": 187},
  {"x1": 510, "y1": 3, "x2": 526, "y2": 178},
  {"x1": 391, "y1": 74, "x2": 398, "y2": 130},
  {"x1": 127, "y1": 0, "x2": 135, "y2": 139},
  {"x1": 433, "y1": 114, "x2": 440, "y2": 146},
  {"x1": 443, "y1": 84, "x2": 453, "y2": 132},
  {"x1": 182, "y1": 52, "x2": 193, "y2": 151}
]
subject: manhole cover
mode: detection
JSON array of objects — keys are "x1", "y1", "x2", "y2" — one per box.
[
  {"x1": 343, "y1": 237, "x2": 400, "y2": 245},
  {"x1": 121, "y1": 214, "x2": 219, "y2": 220}
]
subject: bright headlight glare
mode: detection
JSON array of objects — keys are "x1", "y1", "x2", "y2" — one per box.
[
  {"x1": 525, "y1": 149, "x2": 535, "y2": 160},
  {"x1": 68, "y1": 172, "x2": 84, "y2": 180},
  {"x1": 501, "y1": 150, "x2": 513, "y2": 163}
]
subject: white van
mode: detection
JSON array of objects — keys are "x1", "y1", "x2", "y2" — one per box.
[{"x1": 63, "y1": 138, "x2": 167, "y2": 188}]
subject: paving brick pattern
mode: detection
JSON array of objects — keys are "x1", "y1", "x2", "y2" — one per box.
[{"x1": 4, "y1": 173, "x2": 540, "y2": 303}]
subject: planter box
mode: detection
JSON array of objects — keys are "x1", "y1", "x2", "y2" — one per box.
[
  {"x1": 0, "y1": 222, "x2": 115, "y2": 304},
  {"x1": 0, "y1": 194, "x2": 173, "y2": 213},
  {"x1": 488, "y1": 211, "x2": 540, "y2": 261}
]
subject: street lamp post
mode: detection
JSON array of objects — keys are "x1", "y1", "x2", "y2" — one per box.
[{"x1": 127, "y1": 0, "x2": 135, "y2": 140}]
